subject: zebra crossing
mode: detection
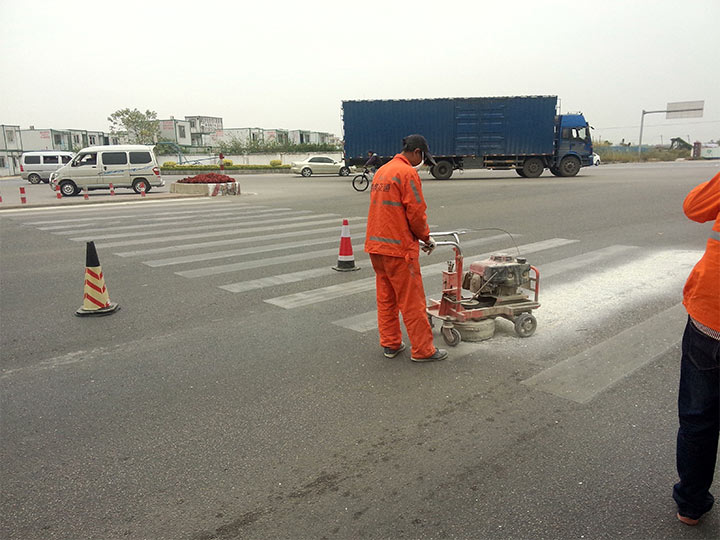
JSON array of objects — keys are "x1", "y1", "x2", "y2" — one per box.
[{"x1": 9, "y1": 198, "x2": 702, "y2": 403}]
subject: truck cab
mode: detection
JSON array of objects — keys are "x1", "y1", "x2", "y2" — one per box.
[{"x1": 553, "y1": 114, "x2": 594, "y2": 176}]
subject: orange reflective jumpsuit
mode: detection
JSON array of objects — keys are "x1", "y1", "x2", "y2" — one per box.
[
  {"x1": 364, "y1": 154, "x2": 435, "y2": 358},
  {"x1": 683, "y1": 171, "x2": 720, "y2": 332}
]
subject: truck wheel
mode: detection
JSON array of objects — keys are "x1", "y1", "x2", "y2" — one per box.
[
  {"x1": 549, "y1": 167, "x2": 562, "y2": 177},
  {"x1": 59, "y1": 180, "x2": 78, "y2": 197},
  {"x1": 516, "y1": 169, "x2": 527, "y2": 177},
  {"x1": 433, "y1": 161, "x2": 453, "y2": 180},
  {"x1": 558, "y1": 156, "x2": 581, "y2": 177},
  {"x1": 522, "y1": 158, "x2": 544, "y2": 178}
]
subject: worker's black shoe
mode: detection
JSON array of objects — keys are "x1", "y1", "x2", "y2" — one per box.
[
  {"x1": 383, "y1": 342, "x2": 406, "y2": 358},
  {"x1": 411, "y1": 348, "x2": 448, "y2": 363}
]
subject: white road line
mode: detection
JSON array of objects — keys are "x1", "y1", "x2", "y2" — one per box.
[
  {"x1": 332, "y1": 244, "x2": 638, "y2": 333},
  {"x1": 59, "y1": 209, "x2": 311, "y2": 237},
  {"x1": 115, "y1": 221, "x2": 367, "y2": 257},
  {"x1": 521, "y1": 303, "x2": 686, "y2": 403},
  {"x1": 269, "y1": 238, "x2": 575, "y2": 310},
  {"x1": 0, "y1": 197, "x2": 238, "y2": 215},
  {"x1": 218, "y1": 233, "x2": 514, "y2": 296},
  {"x1": 95, "y1": 214, "x2": 341, "y2": 248},
  {"x1": 219, "y1": 267, "x2": 334, "y2": 293},
  {"x1": 175, "y1": 244, "x2": 365, "y2": 278},
  {"x1": 536, "y1": 245, "x2": 640, "y2": 276},
  {"x1": 32, "y1": 205, "x2": 269, "y2": 228},
  {"x1": 144, "y1": 235, "x2": 365, "y2": 267},
  {"x1": 70, "y1": 212, "x2": 329, "y2": 242}
]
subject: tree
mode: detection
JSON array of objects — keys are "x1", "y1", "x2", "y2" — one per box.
[{"x1": 108, "y1": 108, "x2": 160, "y2": 144}]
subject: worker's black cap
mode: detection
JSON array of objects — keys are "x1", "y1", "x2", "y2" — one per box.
[{"x1": 402, "y1": 134, "x2": 437, "y2": 166}]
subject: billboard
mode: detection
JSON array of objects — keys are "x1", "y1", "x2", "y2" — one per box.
[{"x1": 666, "y1": 101, "x2": 704, "y2": 119}]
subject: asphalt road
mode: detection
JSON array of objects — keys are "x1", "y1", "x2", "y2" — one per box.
[{"x1": 1, "y1": 161, "x2": 719, "y2": 539}]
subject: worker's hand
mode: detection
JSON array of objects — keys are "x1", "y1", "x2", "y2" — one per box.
[{"x1": 421, "y1": 236, "x2": 436, "y2": 254}]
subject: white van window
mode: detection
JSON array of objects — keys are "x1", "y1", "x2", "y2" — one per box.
[
  {"x1": 61, "y1": 155, "x2": 72, "y2": 164},
  {"x1": 129, "y1": 152, "x2": 152, "y2": 164},
  {"x1": 102, "y1": 152, "x2": 128, "y2": 165},
  {"x1": 43, "y1": 155, "x2": 59, "y2": 164},
  {"x1": 75, "y1": 153, "x2": 97, "y2": 166},
  {"x1": 24, "y1": 156, "x2": 41, "y2": 164}
]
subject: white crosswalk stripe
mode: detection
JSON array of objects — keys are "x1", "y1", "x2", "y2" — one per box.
[
  {"x1": 266, "y1": 238, "x2": 577, "y2": 310},
  {"x1": 38, "y1": 206, "x2": 277, "y2": 230},
  {"x1": 144, "y1": 235, "x2": 365, "y2": 267},
  {"x1": 9, "y1": 200, "x2": 700, "y2": 404},
  {"x1": 67, "y1": 210, "x2": 316, "y2": 240},
  {"x1": 95, "y1": 215, "x2": 342, "y2": 249},
  {"x1": 115, "y1": 221, "x2": 366, "y2": 258}
]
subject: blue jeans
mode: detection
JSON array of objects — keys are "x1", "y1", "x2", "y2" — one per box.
[{"x1": 673, "y1": 317, "x2": 720, "y2": 519}]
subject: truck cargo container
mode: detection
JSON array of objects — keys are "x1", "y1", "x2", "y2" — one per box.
[{"x1": 342, "y1": 96, "x2": 593, "y2": 179}]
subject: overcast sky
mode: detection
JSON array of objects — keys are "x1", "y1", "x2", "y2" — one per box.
[{"x1": 1, "y1": 0, "x2": 718, "y2": 145}]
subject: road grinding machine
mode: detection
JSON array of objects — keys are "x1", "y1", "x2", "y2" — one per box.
[{"x1": 425, "y1": 232, "x2": 540, "y2": 346}]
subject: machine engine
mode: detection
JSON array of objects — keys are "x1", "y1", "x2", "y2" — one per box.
[{"x1": 462, "y1": 254, "x2": 531, "y2": 299}]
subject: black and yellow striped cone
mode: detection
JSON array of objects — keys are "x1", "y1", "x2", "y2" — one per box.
[{"x1": 75, "y1": 241, "x2": 119, "y2": 317}]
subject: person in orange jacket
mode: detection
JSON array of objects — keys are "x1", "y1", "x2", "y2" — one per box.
[
  {"x1": 364, "y1": 134, "x2": 448, "y2": 362},
  {"x1": 673, "y1": 171, "x2": 720, "y2": 526}
]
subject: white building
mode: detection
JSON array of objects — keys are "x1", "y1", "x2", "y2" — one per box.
[
  {"x1": 20, "y1": 128, "x2": 72, "y2": 151},
  {"x1": 159, "y1": 118, "x2": 192, "y2": 146},
  {"x1": 0, "y1": 124, "x2": 23, "y2": 176},
  {"x1": 186, "y1": 116, "x2": 223, "y2": 147},
  {"x1": 263, "y1": 129, "x2": 289, "y2": 145}
]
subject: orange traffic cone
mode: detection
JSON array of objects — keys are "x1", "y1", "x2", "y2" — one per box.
[
  {"x1": 75, "y1": 241, "x2": 120, "y2": 316},
  {"x1": 332, "y1": 218, "x2": 360, "y2": 272}
]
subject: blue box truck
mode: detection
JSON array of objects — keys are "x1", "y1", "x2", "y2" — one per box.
[{"x1": 342, "y1": 96, "x2": 593, "y2": 179}]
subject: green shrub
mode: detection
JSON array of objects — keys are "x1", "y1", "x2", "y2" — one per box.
[
  {"x1": 269, "y1": 159, "x2": 282, "y2": 167},
  {"x1": 161, "y1": 163, "x2": 291, "y2": 171},
  {"x1": 222, "y1": 159, "x2": 233, "y2": 167},
  {"x1": 163, "y1": 161, "x2": 177, "y2": 167}
]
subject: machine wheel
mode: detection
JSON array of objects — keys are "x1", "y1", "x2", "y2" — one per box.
[
  {"x1": 339, "y1": 166, "x2": 350, "y2": 176},
  {"x1": 59, "y1": 180, "x2": 78, "y2": 197},
  {"x1": 441, "y1": 326, "x2": 461, "y2": 346},
  {"x1": 514, "y1": 313, "x2": 537, "y2": 338},
  {"x1": 558, "y1": 156, "x2": 581, "y2": 177},
  {"x1": 516, "y1": 169, "x2": 527, "y2": 177},
  {"x1": 432, "y1": 160, "x2": 453, "y2": 180},
  {"x1": 132, "y1": 178, "x2": 148, "y2": 194},
  {"x1": 301, "y1": 167, "x2": 312, "y2": 177},
  {"x1": 522, "y1": 157, "x2": 544, "y2": 178},
  {"x1": 28, "y1": 173, "x2": 42, "y2": 184},
  {"x1": 352, "y1": 174, "x2": 369, "y2": 192}
]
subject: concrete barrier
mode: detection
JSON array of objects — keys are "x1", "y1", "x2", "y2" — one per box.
[{"x1": 170, "y1": 182, "x2": 241, "y2": 196}]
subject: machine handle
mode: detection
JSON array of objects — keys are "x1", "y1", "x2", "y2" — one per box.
[{"x1": 423, "y1": 231, "x2": 465, "y2": 256}]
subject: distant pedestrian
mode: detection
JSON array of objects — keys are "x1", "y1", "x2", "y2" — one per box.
[
  {"x1": 364, "y1": 134, "x2": 447, "y2": 363},
  {"x1": 673, "y1": 171, "x2": 720, "y2": 526}
]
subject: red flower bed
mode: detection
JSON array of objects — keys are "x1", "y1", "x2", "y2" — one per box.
[{"x1": 177, "y1": 173, "x2": 236, "y2": 184}]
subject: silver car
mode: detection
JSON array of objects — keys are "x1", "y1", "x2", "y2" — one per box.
[
  {"x1": 21, "y1": 151, "x2": 74, "y2": 184},
  {"x1": 290, "y1": 156, "x2": 351, "y2": 177}
]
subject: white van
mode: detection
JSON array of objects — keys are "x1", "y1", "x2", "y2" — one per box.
[
  {"x1": 50, "y1": 145, "x2": 164, "y2": 197},
  {"x1": 21, "y1": 151, "x2": 75, "y2": 184}
]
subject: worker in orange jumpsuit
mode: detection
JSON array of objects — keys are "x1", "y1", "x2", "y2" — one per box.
[
  {"x1": 364, "y1": 134, "x2": 448, "y2": 363},
  {"x1": 673, "y1": 171, "x2": 720, "y2": 526}
]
